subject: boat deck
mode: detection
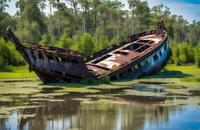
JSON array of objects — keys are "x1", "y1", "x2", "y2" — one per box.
[
  {"x1": 86, "y1": 34, "x2": 164, "y2": 76},
  {"x1": 6, "y1": 20, "x2": 170, "y2": 83}
]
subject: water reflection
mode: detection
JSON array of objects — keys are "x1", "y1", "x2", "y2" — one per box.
[{"x1": 1, "y1": 98, "x2": 195, "y2": 130}]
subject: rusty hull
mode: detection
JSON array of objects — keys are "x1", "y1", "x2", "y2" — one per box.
[{"x1": 6, "y1": 21, "x2": 171, "y2": 83}]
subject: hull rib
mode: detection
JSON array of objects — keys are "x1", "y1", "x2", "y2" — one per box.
[{"x1": 6, "y1": 20, "x2": 171, "y2": 83}]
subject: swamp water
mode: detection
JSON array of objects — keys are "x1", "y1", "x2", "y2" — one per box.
[{"x1": 0, "y1": 80, "x2": 200, "y2": 130}]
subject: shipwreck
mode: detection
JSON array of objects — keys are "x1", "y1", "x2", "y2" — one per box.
[{"x1": 6, "y1": 20, "x2": 171, "y2": 83}]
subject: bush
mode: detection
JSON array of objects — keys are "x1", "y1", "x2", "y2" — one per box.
[
  {"x1": 0, "y1": 37, "x2": 25, "y2": 68},
  {"x1": 80, "y1": 76, "x2": 110, "y2": 85},
  {"x1": 40, "y1": 34, "x2": 49, "y2": 45},
  {"x1": 58, "y1": 33, "x2": 73, "y2": 49},
  {"x1": 93, "y1": 36, "x2": 111, "y2": 52},
  {"x1": 79, "y1": 33, "x2": 95, "y2": 56},
  {"x1": 99, "y1": 76, "x2": 111, "y2": 84},
  {"x1": 80, "y1": 77, "x2": 98, "y2": 85},
  {"x1": 171, "y1": 42, "x2": 198, "y2": 66},
  {"x1": 194, "y1": 48, "x2": 200, "y2": 68}
]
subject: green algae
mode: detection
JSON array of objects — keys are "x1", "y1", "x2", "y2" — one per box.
[
  {"x1": 80, "y1": 98, "x2": 129, "y2": 105},
  {"x1": 165, "y1": 88, "x2": 191, "y2": 96},
  {"x1": 123, "y1": 89, "x2": 166, "y2": 98},
  {"x1": 55, "y1": 87, "x2": 99, "y2": 93},
  {"x1": 0, "y1": 64, "x2": 200, "y2": 120},
  {"x1": 0, "y1": 105, "x2": 43, "y2": 116},
  {"x1": 181, "y1": 77, "x2": 200, "y2": 83},
  {"x1": 31, "y1": 92, "x2": 68, "y2": 98},
  {"x1": 0, "y1": 96, "x2": 13, "y2": 102},
  {"x1": 154, "y1": 99, "x2": 188, "y2": 107}
]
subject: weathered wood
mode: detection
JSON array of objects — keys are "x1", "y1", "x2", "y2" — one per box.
[{"x1": 6, "y1": 20, "x2": 171, "y2": 83}]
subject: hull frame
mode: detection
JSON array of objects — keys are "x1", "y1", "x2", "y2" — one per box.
[{"x1": 6, "y1": 21, "x2": 171, "y2": 83}]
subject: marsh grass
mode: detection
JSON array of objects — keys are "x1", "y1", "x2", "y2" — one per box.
[
  {"x1": 0, "y1": 65, "x2": 36, "y2": 79},
  {"x1": 180, "y1": 78, "x2": 200, "y2": 83},
  {"x1": 166, "y1": 65, "x2": 200, "y2": 77},
  {"x1": 0, "y1": 64, "x2": 199, "y2": 84},
  {"x1": 0, "y1": 64, "x2": 200, "y2": 98}
]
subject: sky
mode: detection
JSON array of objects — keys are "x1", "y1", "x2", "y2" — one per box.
[
  {"x1": 5, "y1": 0, "x2": 200, "y2": 23},
  {"x1": 146, "y1": 0, "x2": 200, "y2": 22}
]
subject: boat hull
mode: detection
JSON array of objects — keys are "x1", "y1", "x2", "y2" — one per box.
[
  {"x1": 6, "y1": 20, "x2": 171, "y2": 83},
  {"x1": 108, "y1": 37, "x2": 171, "y2": 80}
]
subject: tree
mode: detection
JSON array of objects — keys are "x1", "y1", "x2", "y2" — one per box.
[
  {"x1": 134, "y1": 1, "x2": 151, "y2": 31},
  {"x1": 195, "y1": 48, "x2": 200, "y2": 68},
  {"x1": 0, "y1": 0, "x2": 10, "y2": 12},
  {"x1": 58, "y1": 33, "x2": 73, "y2": 48},
  {"x1": 79, "y1": 33, "x2": 94, "y2": 56},
  {"x1": 65, "y1": 0, "x2": 78, "y2": 15},
  {"x1": 173, "y1": 16, "x2": 188, "y2": 43},
  {"x1": 128, "y1": 0, "x2": 139, "y2": 33},
  {"x1": 179, "y1": 43, "x2": 188, "y2": 64},
  {"x1": 0, "y1": 12, "x2": 16, "y2": 37},
  {"x1": 1, "y1": 0, "x2": 200, "y2": 67},
  {"x1": 78, "y1": 0, "x2": 90, "y2": 33},
  {"x1": 0, "y1": 37, "x2": 25, "y2": 67},
  {"x1": 16, "y1": 0, "x2": 47, "y2": 42}
]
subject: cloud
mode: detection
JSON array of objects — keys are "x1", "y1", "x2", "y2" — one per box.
[{"x1": 147, "y1": 0, "x2": 200, "y2": 22}]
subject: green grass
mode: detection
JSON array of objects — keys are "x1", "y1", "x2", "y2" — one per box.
[
  {"x1": 165, "y1": 65, "x2": 200, "y2": 83},
  {"x1": 0, "y1": 64, "x2": 200, "y2": 84},
  {"x1": 180, "y1": 78, "x2": 200, "y2": 83},
  {"x1": 0, "y1": 66, "x2": 37, "y2": 79},
  {"x1": 166, "y1": 65, "x2": 200, "y2": 77}
]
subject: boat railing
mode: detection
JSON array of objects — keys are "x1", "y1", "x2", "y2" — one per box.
[
  {"x1": 99, "y1": 30, "x2": 167, "y2": 78},
  {"x1": 23, "y1": 40, "x2": 83, "y2": 56},
  {"x1": 87, "y1": 29, "x2": 158, "y2": 62}
]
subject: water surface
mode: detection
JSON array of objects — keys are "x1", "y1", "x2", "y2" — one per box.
[{"x1": 0, "y1": 81, "x2": 200, "y2": 130}]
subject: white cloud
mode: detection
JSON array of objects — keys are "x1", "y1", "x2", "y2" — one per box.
[{"x1": 147, "y1": 0, "x2": 200, "y2": 22}]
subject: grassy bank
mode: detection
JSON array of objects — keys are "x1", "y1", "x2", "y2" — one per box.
[
  {"x1": 0, "y1": 64, "x2": 200, "y2": 81},
  {"x1": 166, "y1": 65, "x2": 200, "y2": 77},
  {"x1": 165, "y1": 65, "x2": 200, "y2": 83},
  {"x1": 0, "y1": 66, "x2": 36, "y2": 79}
]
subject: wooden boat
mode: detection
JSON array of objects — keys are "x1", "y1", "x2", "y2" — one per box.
[{"x1": 6, "y1": 20, "x2": 171, "y2": 83}]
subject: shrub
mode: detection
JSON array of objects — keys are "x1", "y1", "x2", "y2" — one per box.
[
  {"x1": 0, "y1": 37, "x2": 25, "y2": 68},
  {"x1": 79, "y1": 33, "x2": 95, "y2": 56},
  {"x1": 194, "y1": 48, "x2": 200, "y2": 68},
  {"x1": 58, "y1": 33, "x2": 73, "y2": 48},
  {"x1": 80, "y1": 77, "x2": 98, "y2": 85}
]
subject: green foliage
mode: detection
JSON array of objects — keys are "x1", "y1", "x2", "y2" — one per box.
[
  {"x1": 194, "y1": 47, "x2": 200, "y2": 68},
  {"x1": 58, "y1": 34, "x2": 73, "y2": 49},
  {"x1": 179, "y1": 43, "x2": 188, "y2": 64},
  {"x1": 0, "y1": 12, "x2": 16, "y2": 36},
  {"x1": 135, "y1": 1, "x2": 151, "y2": 31},
  {"x1": 40, "y1": 34, "x2": 49, "y2": 45},
  {"x1": 172, "y1": 44, "x2": 180, "y2": 65},
  {"x1": 0, "y1": 0, "x2": 10, "y2": 12},
  {"x1": 171, "y1": 42, "x2": 200, "y2": 68},
  {"x1": 78, "y1": 33, "x2": 95, "y2": 56},
  {"x1": 16, "y1": 0, "x2": 46, "y2": 42},
  {"x1": 80, "y1": 77, "x2": 98, "y2": 85},
  {"x1": 0, "y1": 0, "x2": 200, "y2": 67},
  {"x1": 93, "y1": 35, "x2": 111, "y2": 52},
  {"x1": 0, "y1": 37, "x2": 25, "y2": 67},
  {"x1": 80, "y1": 76, "x2": 110, "y2": 85},
  {"x1": 99, "y1": 76, "x2": 111, "y2": 84}
]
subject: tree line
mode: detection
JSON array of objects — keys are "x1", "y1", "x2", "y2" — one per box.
[{"x1": 0, "y1": 0, "x2": 200, "y2": 67}]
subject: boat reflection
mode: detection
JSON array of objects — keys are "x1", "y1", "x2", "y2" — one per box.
[{"x1": 0, "y1": 99, "x2": 187, "y2": 130}]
